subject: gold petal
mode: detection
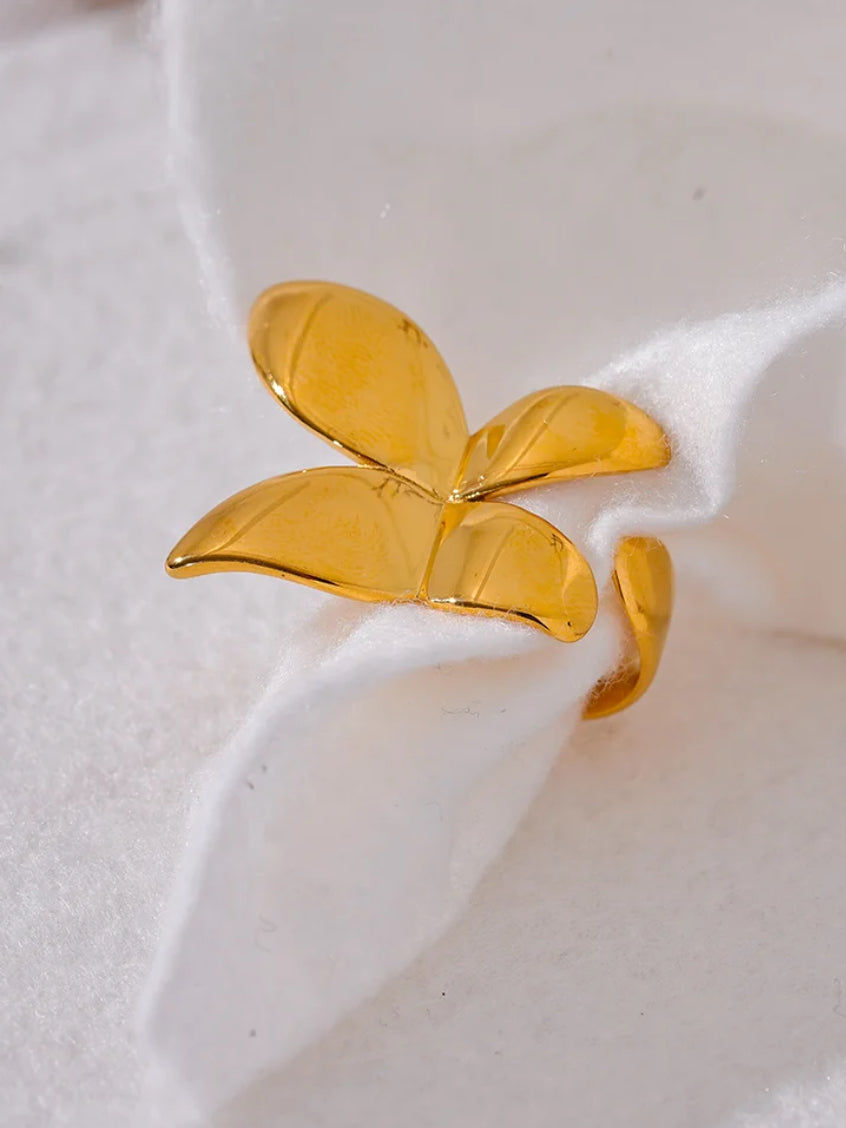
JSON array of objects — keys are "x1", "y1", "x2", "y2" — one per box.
[
  {"x1": 456, "y1": 386, "x2": 670, "y2": 500},
  {"x1": 424, "y1": 500, "x2": 597, "y2": 642},
  {"x1": 166, "y1": 467, "x2": 442, "y2": 602},
  {"x1": 249, "y1": 281, "x2": 468, "y2": 499}
]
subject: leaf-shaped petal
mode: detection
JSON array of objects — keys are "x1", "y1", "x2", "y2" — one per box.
[
  {"x1": 425, "y1": 500, "x2": 597, "y2": 642},
  {"x1": 167, "y1": 467, "x2": 443, "y2": 602},
  {"x1": 456, "y1": 386, "x2": 670, "y2": 499},
  {"x1": 249, "y1": 281, "x2": 469, "y2": 498}
]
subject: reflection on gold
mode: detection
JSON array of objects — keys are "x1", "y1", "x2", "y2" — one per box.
[
  {"x1": 426, "y1": 501, "x2": 597, "y2": 643},
  {"x1": 456, "y1": 386, "x2": 670, "y2": 499},
  {"x1": 584, "y1": 538, "x2": 674, "y2": 719},
  {"x1": 249, "y1": 282, "x2": 468, "y2": 499},
  {"x1": 168, "y1": 281, "x2": 673, "y2": 715},
  {"x1": 167, "y1": 466, "x2": 442, "y2": 601}
]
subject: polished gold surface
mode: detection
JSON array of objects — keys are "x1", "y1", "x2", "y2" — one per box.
[
  {"x1": 426, "y1": 501, "x2": 597, "y2": 642},
  {"x1": 456, "y1": 386, "x2": 671, "y2": 500},
  {"x1": 583, "y1": 537, "x2": 674, "y2": 719},
  {"x1": 167, "y1": 467, "x2": 442, "y2": 601},
  {"x1": 169, "y1": 280, "x2": 674, "y2": 710},
  {"x1": 249, "y1": 281, "x2": 468, "y2": 498}
]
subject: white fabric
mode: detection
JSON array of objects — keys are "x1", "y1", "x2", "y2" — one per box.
[
  {"x1": 139, "y1": 284, "x2": 846, "y2": 1122},
  {"x1": 208, "y1": 608, "x2": 846, "y2": 1128},
  {"x1": 3, "y1": 3, "x2": 846, "y2": 1127},
  {"x1": 728, "y1": 1070, "x2": 846, "y2": 1128},
  {"x1": 140, "y1": 0, "x2": 846, "y2": 1122}
]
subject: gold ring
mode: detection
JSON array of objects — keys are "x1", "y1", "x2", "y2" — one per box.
[{"x1": 167, "y1": 282, "x2": 673, "y2": 718}]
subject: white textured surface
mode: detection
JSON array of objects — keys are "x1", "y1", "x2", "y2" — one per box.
[
  {"x1": 728, "y1": 1069, "x2": 846, "y2": 1128},
  {"x1": 0, "y1": 9, "x2": 308, "y2": 1126},
  {"x1": 140, "y1": 281, "x2": 846, "y2": 1125},
  {"x1": 213, "y1": 608, "x2": 846, "y2": 1128},
  {"x1": 3, "y1": 4, "x2": 846, "y2": 1127},
  {"x1": 146, "y1": 0, "x2": 846, "y2": 1122}
]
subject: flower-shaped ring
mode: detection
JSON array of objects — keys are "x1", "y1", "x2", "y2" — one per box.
[{"x1": 167, "y1": 281, "x2": 673, "y2": 717}]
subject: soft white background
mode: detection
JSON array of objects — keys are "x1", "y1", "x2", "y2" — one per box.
[{"x1": 2, "y1": 2, "x2": 846, "y2": 1126}]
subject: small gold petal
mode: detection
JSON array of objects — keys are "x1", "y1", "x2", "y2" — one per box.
[
  {"x1": 456, "y1": 386, "x2": 670, "y2": 500},
  {"x1": 426, "y1": 500, "x2": 597, "y2": 643}
]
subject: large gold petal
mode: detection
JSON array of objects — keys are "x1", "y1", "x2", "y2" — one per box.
[
  {"x1": 424, "y1": 500, "x2": 597, "y2": 642},
  {"x1": 456, "y1": 386, "x2": 670, "y2": 500},
  {"x1": 166, "y1": 467, "x2": 442, "y2": 602},
  {"x1": 249, "y1": 281, "x2": 469, "y2": 499},
  {"x1": 584, "y1": 536, "x2": 674, "y2": 719}
]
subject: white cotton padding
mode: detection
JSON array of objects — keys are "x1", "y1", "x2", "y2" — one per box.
[
  {"x1": 137, "y1": 0, "x2": 846, "y2": 1120},
  {"x1": 138, "y1": 285, "x2": 846, "y2": 1120},
  {"x1": 209, "y1": 605, "x2": 846, "y2": 1128},
  {"x1": 727, "y1": 1069, "x2": 846, "y2": 1128},
  {"x1": 140, "y1": 605, "x2": 619, "y2": 1120}
]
